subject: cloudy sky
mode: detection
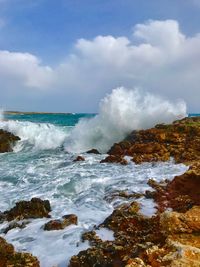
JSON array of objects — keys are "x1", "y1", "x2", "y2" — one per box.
[{"x1": 0, "y1": 0, "x2": 200, "y2": 112}]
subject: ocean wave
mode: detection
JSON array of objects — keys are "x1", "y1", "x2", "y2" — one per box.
[
  {"x1": 0, "y1": 119, "x2": 68, "y2": 151},
  {"x1": 65, "y1": 87, "x2": 187, "y2": 153}
]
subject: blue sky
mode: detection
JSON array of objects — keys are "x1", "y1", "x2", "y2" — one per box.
[{"x1": 0, "y1": 0, "x2": 200, "y2": 112}]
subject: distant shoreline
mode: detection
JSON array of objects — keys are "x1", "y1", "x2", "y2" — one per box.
[{"x1": 4, "y1": 111, "x2": 72, "y2": 115}]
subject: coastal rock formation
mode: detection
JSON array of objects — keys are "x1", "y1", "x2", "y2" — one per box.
[
  {"x1": 104, "y1": 116, "x2": 200, "y2": 164},
  {"x1": 69, "y1": 117, "x2": 200, "y2": 267},
  {"x1": 44, "y1": 214, "x2": 78, "y2": 231},
  {"x1": 0, "y1": 237, "x2": 39, "y2": 267},
  {"x1": 1, "y1": 198, "x2": 51, "y2": 222},
  {"x1": 0, "y1": 129, "x2": 20, "y2": 153}
]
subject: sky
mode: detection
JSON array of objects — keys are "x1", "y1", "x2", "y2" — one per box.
[{"x1": 0, "y1": 0, "x2": 200, "y2": 112}]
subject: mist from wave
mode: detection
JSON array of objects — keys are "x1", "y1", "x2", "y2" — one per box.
[
  {"x1": 0, "y1": 119, "x2": 69, "y2": 151},
  {"x1": 65, "y1": 87, "x2": 187, "y2": 153}
]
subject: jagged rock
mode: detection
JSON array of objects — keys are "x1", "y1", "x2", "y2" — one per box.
[
  {"x1": 0, "y1": 129, "x2": 20, "y2": 153},
  {"x1": 100, "y1": 155, "x2": 128, "y2": 165},
  {"x1": 86, "y1": 149, "x2": 100, "y2": 154},
  {"x1": 106, "y1": 117, "x2": 200, "y2": 164},
  {"x1": 3, "y1": 198, "x2": 51, "y2": 221},
  {"x1": 160, "y1": 206, "x2": 200, "y2": 234},
  {"x1": 149, "y1": 165, "x2": 200, "y2": 213},
  {"x1": 0, "y1": 237, "x2": 39, "y2": 266},
  {"x1": 73, "y1": 156, "x2": 85, "y2": 162},
  {"x1": 44, "y1": 214, "x2": 78, "y2": 231},
  {"x1": 69, "y1": 117, "x2": 200, "y2": 267}
]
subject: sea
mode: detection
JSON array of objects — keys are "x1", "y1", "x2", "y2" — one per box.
[{"x1": 0, "y1": 88, "x2": 197, "y2": 267}]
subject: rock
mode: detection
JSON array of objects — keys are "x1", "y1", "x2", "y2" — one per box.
[
  {"x1": 1, "y1": 221, "x2": 28, "y2": 234},
  {"x1": 86, "y1": 149, "x2": 100, "y2": 154},
  {"x1": 69, "y1": 118, "x2": 200, "y2": 266},
  {"x1": 69, "y1": 202, "x2": 165, "y2": 267},
  {"x1": 100, "y1": 155, "x2": 128, "y2": 165},
  {"x1": 160, "y1": 206, "x2": 200, "y2": 234},
  {"x1": 150, "y1": 166, "x2": 200, "y2": 213},
  {"x1": 106, "y1": 117, "x2": 200, "y2": 164},
  {"x1": 3, "y1": 198, "x2": 51, "y2": 221},
  {"x1": 73, "y1": 156, "x2": 85, "y2": 162},
  {"x1": 44, "y1": 214, "x2": 78, "y2": 231},
  {"x1": 0, "y1": 129, "x2": 20, "y2": 153},
  {"x1": 0, "y1": 237, "x2": 39, "y2": 266}
]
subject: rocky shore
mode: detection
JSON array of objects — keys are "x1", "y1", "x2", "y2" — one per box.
[
  {"x1": 1, "y1": 116, "x2": 200, "y2": 266},
  {"x1": 69, "y1": 117, "x2": 200, "y2": 267}
]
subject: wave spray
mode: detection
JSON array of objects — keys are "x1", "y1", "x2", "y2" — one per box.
[{"x1": 65, "y1": 87, "x2": 187, "y2": 153}]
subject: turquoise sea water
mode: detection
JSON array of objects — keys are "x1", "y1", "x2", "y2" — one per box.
[{"x1": 0, "y1": 113, "x2": 189, "y2": 266}]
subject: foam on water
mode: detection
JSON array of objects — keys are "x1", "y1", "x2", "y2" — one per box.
[
  {"x1": 0, "y1": 119, "x2": 69, "y2": 150},
  {"x1": 65, "y1": 87, "x2": 187, "y2": 153},
  {"x1": 0, "y1": 149, "x2": 188, "y2": 266}
]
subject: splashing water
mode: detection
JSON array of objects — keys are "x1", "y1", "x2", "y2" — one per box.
[
  {"x1": 65, "y1": 87, "x2": 187, "y2": 153},
  {"x1": 0, "y1": 120, "x2": 69, "y2": 150}
]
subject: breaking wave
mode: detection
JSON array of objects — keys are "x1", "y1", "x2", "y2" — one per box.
[
  {"x1": 65, "y1": 87, "x2": 187, "y2": 153},
  {"x1": 0, "y1": 119, "x2": 68, "y2": 151}
]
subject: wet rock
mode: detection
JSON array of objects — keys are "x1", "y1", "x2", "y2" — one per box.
[
  {"x1": 44, "y1": 214, "x2": 78, "y2": 231},
  {"x1": 100, "y1": 155, "x2": 128, "y2": 165},
  {"x1": 73, "y1": 156, "x2": 85, "y2": 162},
  {"x1": 150, "y1": 166, "x2": 200, "y2": 213},
  {"x1": 1, "y1": 221, "x2": 28, "y2": 234},
  {"x1": 106, "y1": 117, "x2": 200, "y2": 164},
  {"x1": 0, "y1": 237, "x2": 39, "y2": 266},
  {"x1": 86, "y1": 149, "x2": 100, "y2": 154},
  {"x1": 105, "y1": 190, "x2": 144, "y2": 202},
  {"x1": 0, "y1": 129, "x2": 20, "y2": 153},
  {"x1": 3, "y1": 198, "x2": 51, "y2": 221}
]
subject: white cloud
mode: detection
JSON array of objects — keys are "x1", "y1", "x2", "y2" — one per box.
[{"x1": 1, "y1": 19, "x2": 200, "y2": 111}]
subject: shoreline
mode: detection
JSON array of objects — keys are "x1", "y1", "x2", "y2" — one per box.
[{"x1": 0, "y1": 116, "x2": 200, "y2": 266}]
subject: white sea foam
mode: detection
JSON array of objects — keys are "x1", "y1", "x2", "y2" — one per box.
[
  {"x1": 65, "y1": 87, "x2": 187, "y2": 153},
  {"x1": 0, "y1": 120, "x2": 68, "y2": 150}
]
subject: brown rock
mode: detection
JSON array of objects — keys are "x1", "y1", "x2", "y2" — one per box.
[
  {"x1": 3, "y1": 198, "x2": 51, "y2": 221},
  {"x1": 0, "y1": 129, "x2": 20, "y2": 153},
  {"x1": 44, "y1": 214, "x2": 78, "y2": 231},
  {"x1": 0, "y1": 237, "x2": 39, "y2": 267},
  {"x1": 100, "y1": 155, "x2": 128, "y2": 165},
  {"x1": 73, "y1": 156, "x2": 85, "y2": 162}
]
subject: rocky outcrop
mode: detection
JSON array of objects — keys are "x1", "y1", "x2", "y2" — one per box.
[
  {"x1": 0, "y1": 129, "x2": 20, "y2": 153},
  {"x1": 104, "y1": 117, "x2": 200, "y2": 164},
  {"x1": 0, "y1": 237, "x2": 39, "y2": 266},
  {"x1": 44, "y1": 214, "x2": 78, "y2": 231},
  {"x1": 1, "y1": 198, "x2": 51, "y2": 222},
  {"x1": 69, "y1": 117, "x2": 200, "y2": 267}
]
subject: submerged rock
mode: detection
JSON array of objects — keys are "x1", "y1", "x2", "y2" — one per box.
[
  {"x1": 100, "y1": 155, "x2": 128, "y2": 165},
  {"x1": 73, "y1": 155, "x2": 85, "y2": 162},
  {"x1": 0, "y1": 237, "x2": 39, "y2": 266},
  {"x1": 0, "y1": 129, "x2": 20, "y2": 153},
  {"x1": 1, "y1": 221, "x2": 28, "y2": 234},
  {"x1": 86, "y1": 149, "x2": 101, "y2": 154},
  {"x1": 44, "y1": 214, "x2": 78, "y2": 231},
  {"x1": 3, "y1": 198, "x2": 51, "y2": 221}
]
